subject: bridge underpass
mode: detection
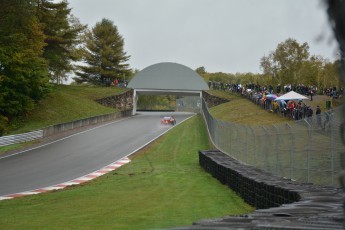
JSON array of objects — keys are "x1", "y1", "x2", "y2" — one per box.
[{"x1": 127, "y1": 62, "x2": 209, "y2": 114}]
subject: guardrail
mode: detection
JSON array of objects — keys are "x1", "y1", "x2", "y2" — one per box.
[
  {"x1": 0, "y1": 110, "x2": 132, "y2": 147},
  {"x1": 0, "y1": 130, "x2": 43, "y2": 147}
]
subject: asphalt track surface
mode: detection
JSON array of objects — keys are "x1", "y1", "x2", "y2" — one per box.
[{"x1": 0, "y1": 112, "x2": 194, "y2": 196}]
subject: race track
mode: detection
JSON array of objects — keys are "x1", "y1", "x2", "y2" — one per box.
[{"x1": 0, "y1": 112, "x2": 194, "y2": 196}]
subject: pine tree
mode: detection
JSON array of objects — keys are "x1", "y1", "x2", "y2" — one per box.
[
  {"x1": 35, "y1": 0, "x2": 86, "y2": 83},
  {"x1": 75, "y1": 18, "x2": 130, "y2": 85}
]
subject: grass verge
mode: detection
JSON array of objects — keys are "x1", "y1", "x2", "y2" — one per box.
[
  {"x1": 0, "y1": 141, "x2": 40, "y2": 156},
  {"x1": 9, "y1": 85, "x2": 127, "y2": 134},
  {"x1": 0, "y1": 115, "x2": 254, "y2": 230},
  {"x1": 207, "y1": 90, "x2": 290, "y2": 125}
]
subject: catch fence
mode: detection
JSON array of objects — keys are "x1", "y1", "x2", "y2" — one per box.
[{"x1": 202, "y1": 98, "x2": 344, "y2": 187}]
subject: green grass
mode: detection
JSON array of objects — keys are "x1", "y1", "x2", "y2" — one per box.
[
  {"x1": 0, "y1": 141, "x2": 40, "y2": 156},
  {"x1": 0, "y1": 115, "x2": 254, "y2": 230},
  {"x1": 9, "y1": 84, "x2": 128, "y2": 134},
  {"x1": 207, "y1": 90, "x2": 290, "y2": 125}
]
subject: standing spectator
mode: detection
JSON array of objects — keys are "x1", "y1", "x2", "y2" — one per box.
[
  {"x1": 316, "y1": 105, "x2": 322, "y2": 128},
  {"x1": 306, "y1": 106, "x2": 313, "y2": 123},
  {"x1": 323, "y1": 109, "x2": 333, "y2": 130},
  {"x1": 276, "y1": 84, "x2": 281, "y2": 94},
  {"x1": 295, "y1": 101, "x2": 303, "y2": 120},
  {"x1": 273, "y1": 100, "x2": 279, "y2": 113},
  {"x1": 301, "y1": 102, "x2": 308, "y2": 118},
  {"x1": 279, "y1": 100, "x2": 287, "y2": 116},
  {"x1": 309, "y1": 89, "x2": 314, "y2": 101},
  {"x1": 287, "y1": 101, "x2": 295, "y2": 117}
]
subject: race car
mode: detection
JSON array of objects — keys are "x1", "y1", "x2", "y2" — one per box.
[{"x1": 160, "y1": 116, "x2": 176, "y2": 125}]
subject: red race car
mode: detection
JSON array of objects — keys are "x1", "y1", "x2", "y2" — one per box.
[{"x1": 160, "y1": 116, "x2": 176, "y2": 125}]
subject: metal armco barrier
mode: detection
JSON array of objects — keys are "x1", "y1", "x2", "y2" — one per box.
[
  {"x1": 0, "y1": 110, "x2": 132, "y2": 147},
  {"x1": 0, "y1": 130, "x2": 43, "y2": 147}
]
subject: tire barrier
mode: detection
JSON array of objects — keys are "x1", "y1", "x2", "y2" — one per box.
[
  {"x1": 199, "y1": 150, "x2": 302, "y2": 209},
  {"x1": 171, "y1": 150, "x2": 345, "y2": 229}
]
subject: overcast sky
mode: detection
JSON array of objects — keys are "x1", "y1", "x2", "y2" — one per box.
[{"x1": 66, "y1": 0, "x2": 338, "y2": 74}]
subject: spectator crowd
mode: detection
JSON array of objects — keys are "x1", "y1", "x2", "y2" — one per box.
[{"x1": 208, "y1": 81, "x2": 341, "y2": 129}]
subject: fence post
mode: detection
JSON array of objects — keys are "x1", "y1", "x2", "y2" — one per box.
[
  {"x1": 252, "y1": 126, "x2": 257, "y2": 167},
  {"x1": 221, "y1": 120, "x2": 226, "y2": 152},
  {"x1": 286, "y1": 123, "x2": 294, "y2": 180},
  {"x1": 330, "y1": 117, "x2": 335, "y2": 186},
  {"x1": 246, "y1": 126, "x2": 249, "y2": 163},
  {"x1": 262, "y1": 126, "x2": 270, "y2": 173},
  {"x1": 237, "y1": 124, "x2": 241, "y2": 161},
  {"x1": 230, "y1": 122, "x2": 235, "y2": 160},
  {"x1": 274, "y1": 125, "x2": 280, "y2": 176},
  {"x1": 226, "y1": 122, "x2": 231, "y2": 154},
  {"x1": 304, "y1": 119, "x2": 312, "y2": 183}
]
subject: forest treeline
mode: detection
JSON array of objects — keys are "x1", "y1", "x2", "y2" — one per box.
[
  {"x1": 197, "y1": 38, "x2": 342, "y2": 92},
  {"x1": 1, "y1": 1, "x2": 343, "y2": 135},
  {"x1": 0, "y1": 0, "x2": 133, "y2": 135}
]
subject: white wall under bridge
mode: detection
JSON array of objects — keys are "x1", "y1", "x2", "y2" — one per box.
[{"x1": 132, "y1": 89, "x2": 203, "y2": 115}]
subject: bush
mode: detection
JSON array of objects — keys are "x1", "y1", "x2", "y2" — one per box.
[{"x1": 0, "y1": 115, "x2": 9, "y2": 136}]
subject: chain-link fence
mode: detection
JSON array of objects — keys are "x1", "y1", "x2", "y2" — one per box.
[
  {"x1": 176, "y1": 96, "x2": 202, "y2": 113},
  {"x1": 202, "y1": 98, "x2": 344, "y2": 187}
]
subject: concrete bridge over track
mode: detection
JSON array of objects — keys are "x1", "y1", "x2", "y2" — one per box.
[{"x1": 127, "y1": 62, "x2": 209, "y2": 114}]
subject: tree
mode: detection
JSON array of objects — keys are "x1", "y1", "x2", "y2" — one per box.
[
  {"x1": 137, "y1": 95, "x2": 176, "y2": 110},
  {"x1": 195, "y1": 66, "x2": 206, "y2": 75},
  {"x1": 35, "y1": 0, "x2": 86, "y2": 83},
  {"x1": 299, "y1": 55, "x2": 326, "y2": 87},
  {"x1": 75, "y1": 18, "x2": 130, "y2": 85},
  {"x1": 0, "y1": 0, "x2": 49, "y2": 119},
  {"x1": 260, "y1": 53, "x2": 280, "y2": 84},
  {"x1": 276, "y1": 38, "x2": 309, "y2": 83},
  {"x1": 260, "y1": 38, "x2": 310, "y2": 85},
  {"x1": 322, "y1": 61, "x2": 339, "y2": 89}
]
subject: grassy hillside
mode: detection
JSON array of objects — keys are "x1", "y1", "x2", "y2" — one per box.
[
  {"x1": 206, "y1": 90, "x2": 342, "y2": 125},
  {"x1": 9, "y1": 85, "x2": 128, "y2": 134},
  {"x1": 207, "y1": 90, "x2": 291, "y2": 124},
  {"x1": 0, "y1": 115, "x2": 254, "y2": 230}
]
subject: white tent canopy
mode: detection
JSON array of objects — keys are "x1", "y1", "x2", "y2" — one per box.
[{"x1": 274, "y1": 91, "x2": 309, "y2": 101}]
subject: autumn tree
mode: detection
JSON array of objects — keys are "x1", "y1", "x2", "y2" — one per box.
[
  {"x1": 322, "y1": 61, "x2": 340, "y2": 89},
  {"x1": 260, "y1": 53, "x2": 280, "y2": 84},
  {"x1": 195, "y1": 66, "x2": 206, "y2": 75},
  {"x1": 299, "y1": 55, "x2": 326, "y2": 87},
  {"x1": 260, "y1": 38, "x2": 310, "y2": 85},
  {"x1": 0, "y1": 0, "x2": 49, "y2": 133},
  {"x1": 75, "y1": 18, "x2": 130, "y2": 85}
]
